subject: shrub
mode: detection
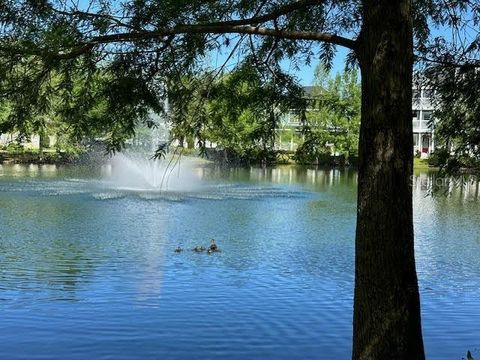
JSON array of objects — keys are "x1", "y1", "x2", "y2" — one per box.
[
  {"x1": 6, "y1": 143, "x2": 24, "y2": 154},
  {"x1": 428, "y1": 148, "x2": 449, "y2": 167}
]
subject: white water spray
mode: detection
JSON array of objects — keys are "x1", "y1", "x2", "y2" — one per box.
[{"x1": 108, "y1": 153, "x2": 203, "y2": 192}]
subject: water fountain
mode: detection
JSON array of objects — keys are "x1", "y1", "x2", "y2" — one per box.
[
  {"x1": 108, "y1": 152, "x2": 203, "y2": 192},
  {"x1": 103, "y1": 108, "x2": 204, "y2": 192},
  {"x1": 100, "y1": 110, "x2": 297, "y2": 200}
]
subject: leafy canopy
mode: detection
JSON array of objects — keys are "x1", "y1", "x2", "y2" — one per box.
[
  {"x1": 0, "y1": 0, "x2": 478, "y2": 156},
  {"x1": 295, "y1": 65, "x2": 360, "y2": 163}
]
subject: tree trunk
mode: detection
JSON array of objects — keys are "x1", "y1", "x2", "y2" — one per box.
[{"x1": 353, "y1": 1, "x2": 425, "y2": 359}]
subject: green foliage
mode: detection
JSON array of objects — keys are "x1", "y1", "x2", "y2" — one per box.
[
  {"x1": 0, "y1": 0, "x2": 477, "y2": 159},
  {"x1": 168, "y1": 61, "x2": 306, "y2": 164},
  {"x1": 294, "y1": 138, "x2": 331, "y2": 164},
  {"x1": 295, "y1": 65, "x2": 360, "y2": 163},
  {"x1": 429, "y1": 147, "x2": 480, "y2": 173},
  {"x1": 414, "y1": 1, "x2": 480, "y2": 173},
  {"x1": 152, "y1": 142, "x2": 169, "y2": 159},
  {"x1": 427, "y1": 148, "x2": 450, "y2": 167},
  {"x1": 0, "y1": 0, "x2": 360, "y2": 156},
  {"x1": 425, "y1": 66, "x2": 480, "y2": 173},
  {"x1": 6, "y1": 143, "x2": 24, "y2": 155},
  {"x1": 0, "y1": 2, "x2": 479, "y2": 358}
]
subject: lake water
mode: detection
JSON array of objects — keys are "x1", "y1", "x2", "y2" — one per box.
[{"x1": 0, "y1": 163, "x2": 479, "y2": 359}]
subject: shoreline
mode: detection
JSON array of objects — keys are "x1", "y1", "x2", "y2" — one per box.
[
  {"x1": 0, "y1": 151, "x2": 442, "y2": 171},
  {"x1": 0, "y1": 150, "x2": 107, "y2": 166}
]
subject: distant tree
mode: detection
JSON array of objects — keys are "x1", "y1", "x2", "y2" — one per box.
[
  {"x1": 166, "y1": 62, "x2": 306, "y2": 163},
  {"x1": 413, "y1": 3, "x2": 480, "y2": 173},
  {"x1": 1, "y1": 1, "x2": 479, "y2": 358},
  {"x1": 167, "y1": 74, "x2": 211, "y2": 150},
  {"x1": 425, "y1": 66, "x2": 480, "y2": 172},
  {"x1": 297, "y1": 66, "x2": 360, "y2": 162}
]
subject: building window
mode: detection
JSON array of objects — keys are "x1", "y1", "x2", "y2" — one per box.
[
  {"x1": 413, "y1": 110, "x2": 420, "y2": 129},
  {"x1": 422, "y1": 111, "x2": 432, "y2": 121},
  {"x1": 422, "y1": 111, "x2": 433, "y2": 129}
]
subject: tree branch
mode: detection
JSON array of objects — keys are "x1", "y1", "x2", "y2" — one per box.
[
  {"x1": 2, "y1": 0, "x2": 356, "y2": 60},
  {"x1": 416, "y1": 55, "x2": 480, "y2": 69},
  {"x1": 3, "y1": 24, "x2": 355, "y2": 60},
  {"x1": 205, "y1": 0, "x2": 324, "y2": 27},
  {"x1": 67, "y1": 24, "x2": 356, "y2": 58},
  {"x1": 49, "y1": 8, "x2": 137, "y2": 30},
  {"x1": 50, "y1": 0, "x2": 323, "y2": 29},
  {"x1": 92, "y1": 24, "x2": 354, "y2": 46}
]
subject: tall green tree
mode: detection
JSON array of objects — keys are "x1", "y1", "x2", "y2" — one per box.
[
  {"x1": 1, "y1": 1, "x2": 479, "y2": 358},
  {"x1": 425, "y1": 66, "x2": 480, "y2": 172},
  {"x1": 417, "y1": 4, "x2": 480, "y2": 173},
  {"x1": 168, "y1": 62, "x2": 306, "y2": 163},
  {"x1": 297, "y1": 66, "x2": 360, "y2": 162}
]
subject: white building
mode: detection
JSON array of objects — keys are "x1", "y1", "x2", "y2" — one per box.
[
  {"x1": 0, "y1": 133, "x2": 41, "y2": 149},
  {"x1": 277, "y1": 86, "x2": 436, "y2": 157},
  {"x1": 412, "y1": 88, "x2": 435, "y2": 158}
]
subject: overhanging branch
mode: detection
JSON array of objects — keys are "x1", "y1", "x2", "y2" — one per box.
[
  {"x1": 3, "y1": 24, "x2": 355, "y2": 60},
  {"x1": 3, "y1": 0, "x2": 356, "y2": 61},
  {"x1": 50, "y1": 0, "x2": 324, "y2": 30},
  {"x1": 61, "y1": 24, "x2": 356, "y2": 59},
  {"x1": 90, "y1": 24, "x2": 355, "y2": 47}
]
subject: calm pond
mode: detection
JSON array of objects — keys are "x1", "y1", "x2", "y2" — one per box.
[{"x1": 0, "y1": 162, "x2": 479, "y2": 359}]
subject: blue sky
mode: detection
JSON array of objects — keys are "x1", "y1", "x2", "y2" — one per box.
[
  {"x1": 208, "y1": 42, "x2": 350, "y2": 86},
  {"x1": 283, "y1": 47, "x2": 350, "y2": 85}
]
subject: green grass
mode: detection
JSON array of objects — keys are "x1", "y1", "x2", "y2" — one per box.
[{"x1": 414, "y1": 157, "x2": 430, "y2": 169}]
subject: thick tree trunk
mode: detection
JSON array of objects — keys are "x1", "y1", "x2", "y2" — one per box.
[{"x1": 353, "y1": 1, "x2": 425, "y2": 359}]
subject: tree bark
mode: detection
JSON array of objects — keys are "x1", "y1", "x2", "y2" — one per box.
[{"x1": 353, "y1": 1, "x2": 425, "y2": 359}]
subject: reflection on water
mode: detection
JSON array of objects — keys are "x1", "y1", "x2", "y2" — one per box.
[
  {"x1": 412, "y1": 172, "x2": 480, "y2": 200},
  {"x1": 0, "y1": 163, "x2": 59, "y2": 178},
  {"x1": 0, "y1": 163, "x2": 479, "y2": 359}
]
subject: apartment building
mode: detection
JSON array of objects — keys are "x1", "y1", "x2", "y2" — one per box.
[
  {"x1": 278, "y1": 86, "x2": 436, "y2": 157},
  {"x1": 412, "y1": 87, "x2": 435, "y2": 158}
]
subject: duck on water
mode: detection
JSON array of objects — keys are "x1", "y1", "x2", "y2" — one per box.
[{"x1": 174, "y1": 239, "x2": 220, "y2": 254}]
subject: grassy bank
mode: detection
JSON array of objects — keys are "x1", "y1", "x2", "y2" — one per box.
[{"x1": 414, "y1": 158, "x2": 431, "y2": 170}]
